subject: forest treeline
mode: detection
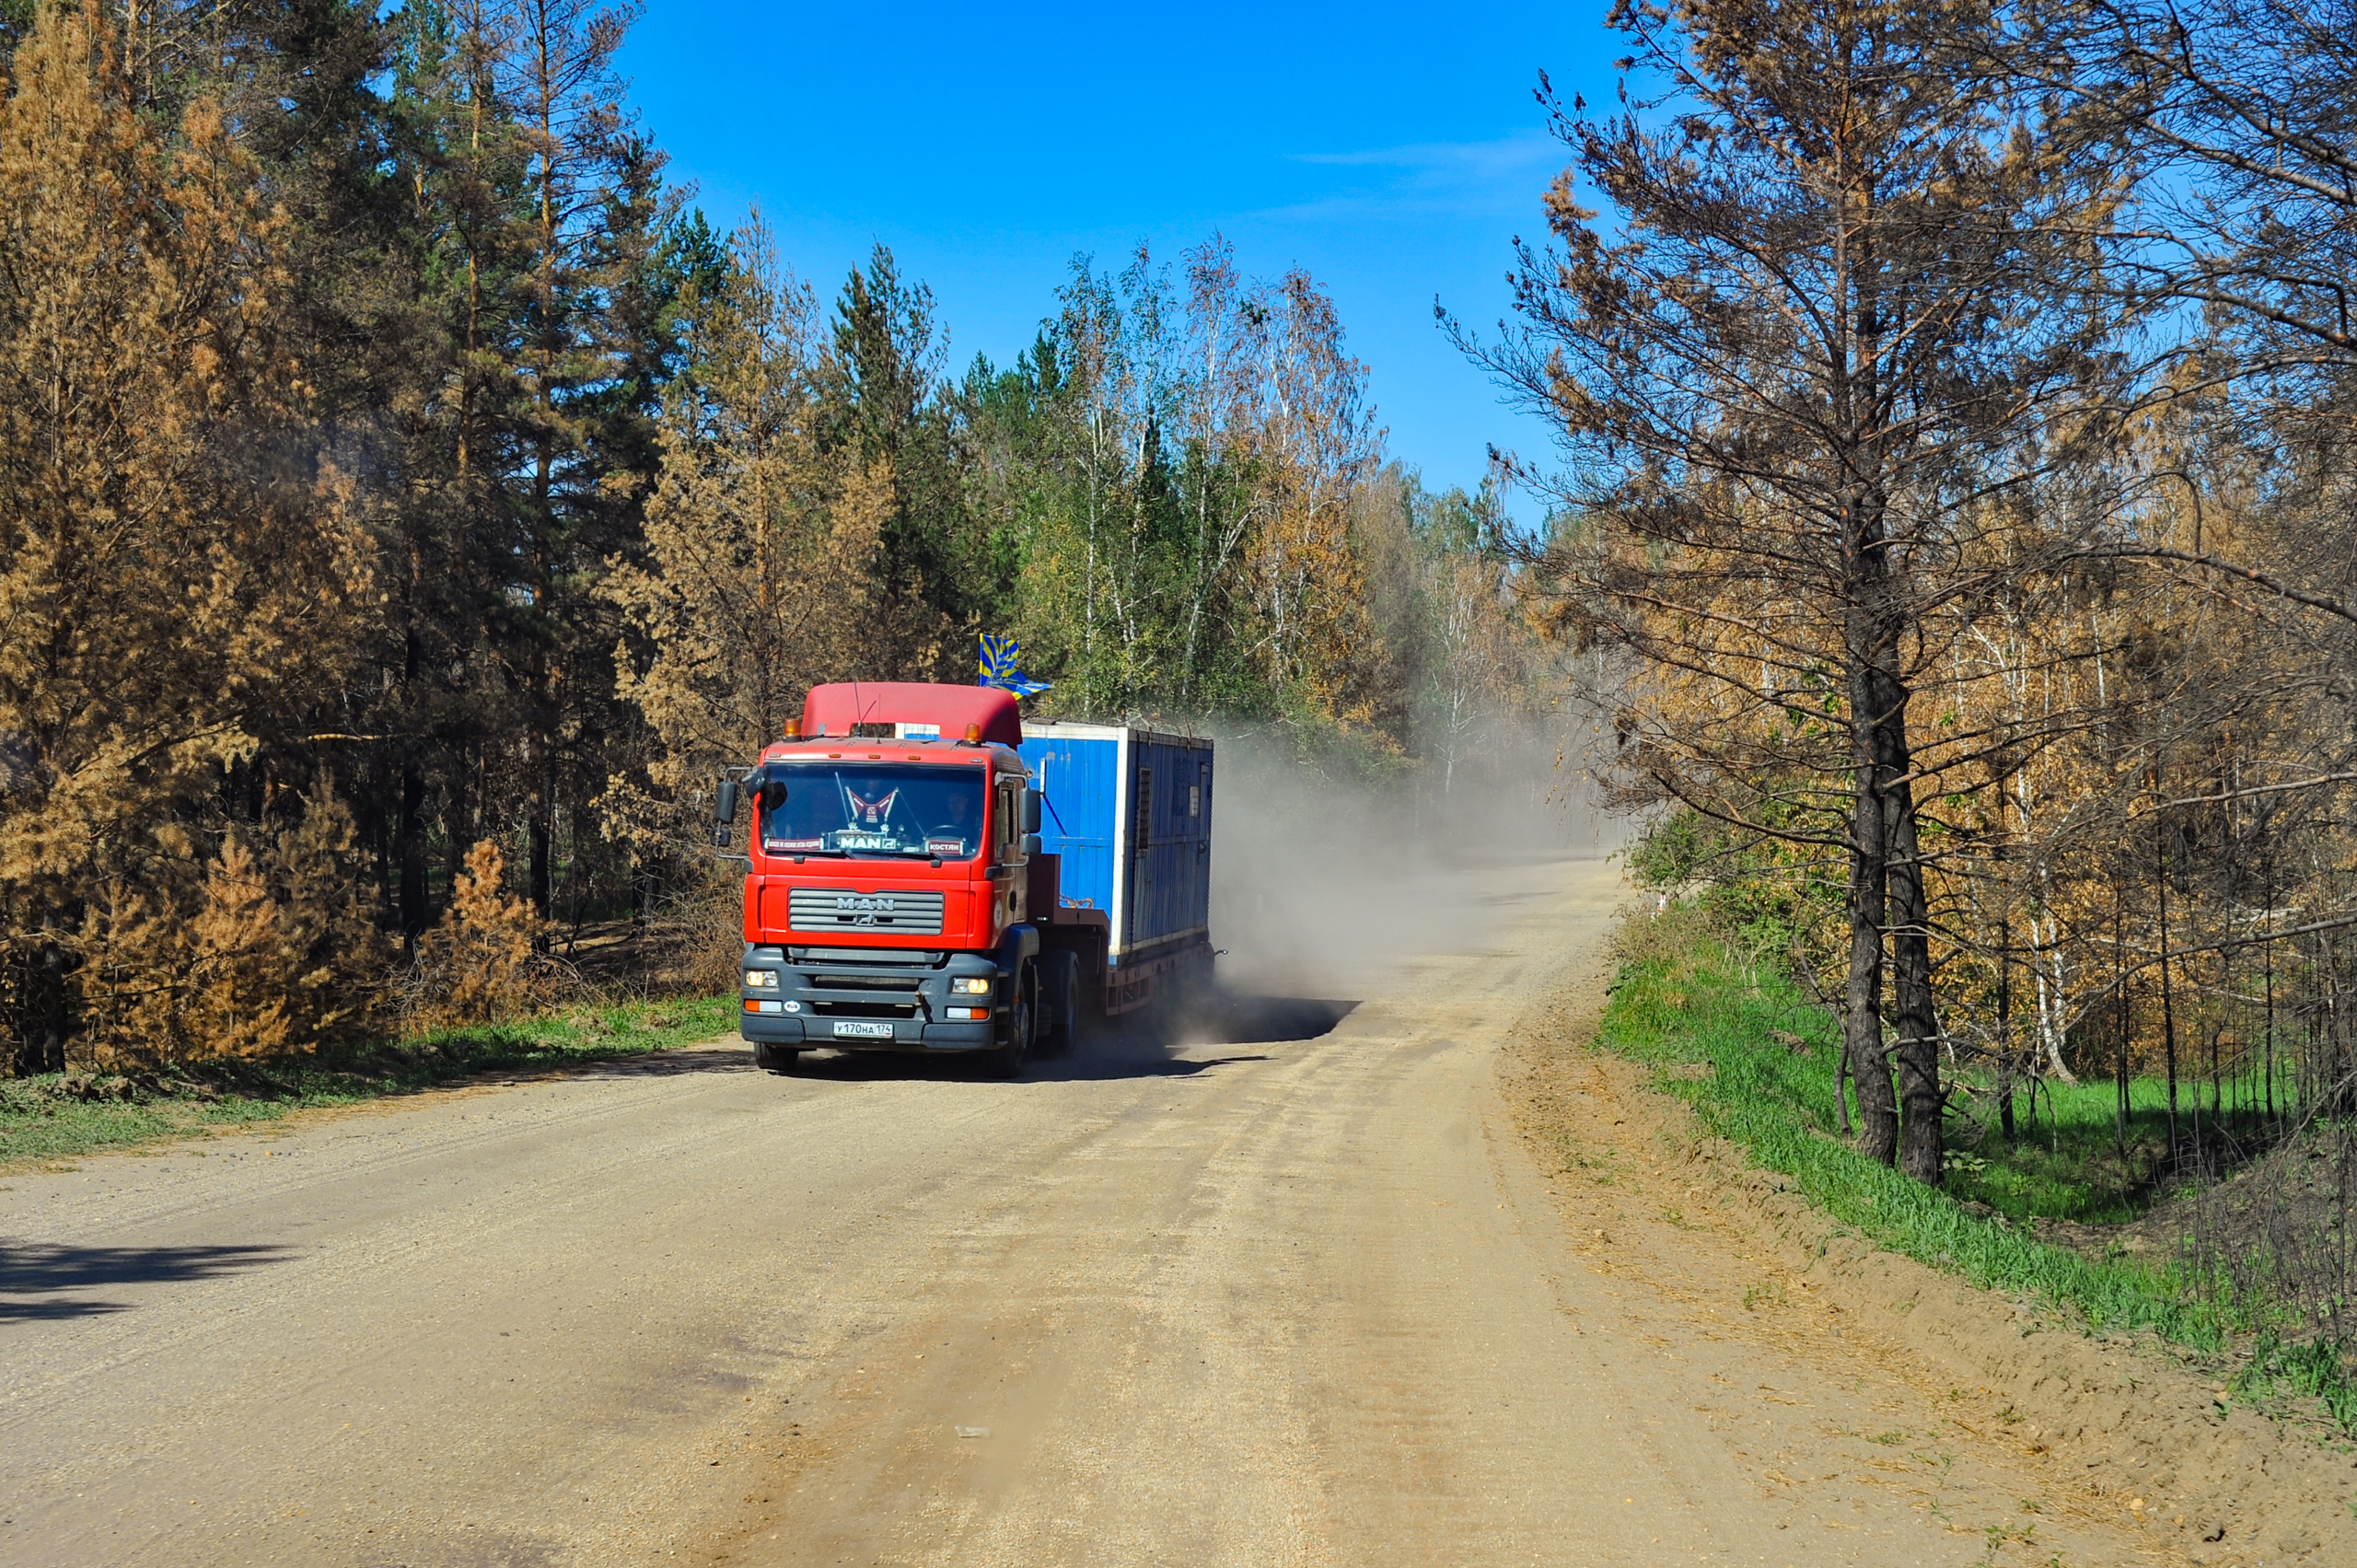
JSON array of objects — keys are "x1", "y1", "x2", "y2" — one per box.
[
  {"x1": 1480, "y1": 0, "x2": 2357, "y2": 1223},
  {"x1": 0, "y1": 2, "x2": 1541, "y2": 1074}
]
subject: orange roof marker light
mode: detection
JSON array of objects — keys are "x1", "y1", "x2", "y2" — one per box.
[
  {"x1": 782, "y1": 716, "x2": 801, "y2": 739},
  {"x1": 964, "y1": 723, "x2": 983, "y2": 744}
]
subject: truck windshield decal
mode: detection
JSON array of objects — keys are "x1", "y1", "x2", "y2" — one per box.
[
  {"x1": 844, "y1": 787, "x2": 900, "y2": 826},
  {"x1": 756, "y1": 762, "x2": 986, "y2": 860}
]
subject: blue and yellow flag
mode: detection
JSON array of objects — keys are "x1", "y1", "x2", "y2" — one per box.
[{"x1": 978, "y1": 633, "x2": 1051, "y2": 697}]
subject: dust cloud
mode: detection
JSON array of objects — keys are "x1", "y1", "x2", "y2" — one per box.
[{"x1": 1203, "y1": 723, "x2": 1624, "y2": 1002}]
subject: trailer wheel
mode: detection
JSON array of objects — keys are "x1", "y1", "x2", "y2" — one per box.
[
  {"x1": 981, "y1": 962, "x2": 1036, "y2": 1078},
  {"x1": 751, "y1": 1041, "x2": 799, "y2": 1074},
  {"x1": 1039, "y1": 950, "x2": 1081, "y2": 1056}
]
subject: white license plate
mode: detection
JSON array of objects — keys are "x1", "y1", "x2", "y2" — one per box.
[{"x1": 831, "y1": 1020, "x2": 897, "y2": 1040}]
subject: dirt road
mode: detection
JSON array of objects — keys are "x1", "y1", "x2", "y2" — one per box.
[{"x1": 3, "y1": 858, "x2": 2169, "y2": 1567}]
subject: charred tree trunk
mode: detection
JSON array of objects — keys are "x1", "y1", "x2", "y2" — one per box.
[
  {"x1": 528, "y1": 750, "x2": 553, "y2": 924},
  {"x1": 24, "y1": 942, "x2": 71, "y2": 1074},
  {"x1": 1844, "y1": 535, "x2": 1904, "y2": 1166},
  {"x1": 1842, "y1": 478, "x2": 1933, "y2": 1170},
  {"x1": 1843, "y1": 749, "x2": 1900, "y2": 1162},
  {"x1": 1998, "y1": 916, "x2": 2016, "y2": 1144},
  {"x1": 1887, "y1": 772, "x2": 1945, "y2": 1184},
  {"x1": 398, "y1": 761, "x2": 431, "y2": 948},
  {"x1": 2116, "y1": 901, "x2": 2132, "y2": 1160},
  {"x1": 2158, "y1": 814, "x2": 2181, "y2": 1162},
  {"x1": 445, "y1": 762, "x2": 471, "y2": 907}
]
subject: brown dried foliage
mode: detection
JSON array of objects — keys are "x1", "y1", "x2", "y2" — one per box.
[
  {"x1": 0, "y1": 4, "x2": 377, "y2": 1071},
  {"x1": 400, "y1": 842, "x2": 551, "y2": 1029}
]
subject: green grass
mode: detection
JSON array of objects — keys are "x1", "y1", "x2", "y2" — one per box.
[
  {"x1": 1609, "y1": 918, "x2": 2357, "y2": 1428},
  {"x1": 2236, "y1": 1334, "x2": 2357, "y2": 1433},
  {"x1": 1941, "y1": 1075, "x2": 2190, "y2": 1225},
  {"x1": 0, "y1": 994, "x2": 737, "y2": 1169},
  {"x1": 1596, "y1": 923, "x2": 2233, "y2": 1349}
]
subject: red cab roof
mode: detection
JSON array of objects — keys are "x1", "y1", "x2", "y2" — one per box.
[{"x1": 800, "y1": 682, "x2": 1024, "y2": 747}]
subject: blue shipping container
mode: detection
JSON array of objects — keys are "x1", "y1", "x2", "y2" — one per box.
[{"x1": 1017, "y1": 724, "x2": 1213, "y2": 966}]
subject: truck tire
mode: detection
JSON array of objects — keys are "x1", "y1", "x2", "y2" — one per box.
[
  {"x1": 752, "y1": 1041, "x2": 799, "y2": 1074},
  {"x1": 1039, "y1": 949, "x2": 1081, "y2": 1056},
  {"x1": 981, "y1": 961, "x2": 1036, "y2": 1079}
]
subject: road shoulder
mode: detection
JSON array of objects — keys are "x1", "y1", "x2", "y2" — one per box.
[{"x1": 1496, "y1": 933, "x2": 2352, "y2": 1568}]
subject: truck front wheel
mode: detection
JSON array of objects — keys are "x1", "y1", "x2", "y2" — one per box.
[
  {"x1": 751, "y1": 1041, "x2": 800, "y2": 1074},
  {"x1": 981, "y1": 962, "x2": 1036, "y2": 1079}
]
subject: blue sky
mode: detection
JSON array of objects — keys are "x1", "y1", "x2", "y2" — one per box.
[{"x1": 618, "y1": 2, "x2": 1626, "y2": 516}]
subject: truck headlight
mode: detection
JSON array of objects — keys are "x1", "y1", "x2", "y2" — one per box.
[
  {"x1": 744, "y1": 970, "x2": 779, "y2": 990},
  {"x1": 949, "y1": 976, "x2": 992, "y2": 994}
]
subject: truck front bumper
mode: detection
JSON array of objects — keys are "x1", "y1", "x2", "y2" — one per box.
[
  {"x1": 737, "y1": 1009, "x2": 993, "y2": 1050},
  {"x1": 737, "y1": 941, "x2": 1026, "y2": 1051}
]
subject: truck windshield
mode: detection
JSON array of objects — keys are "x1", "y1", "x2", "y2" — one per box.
[{"x1": 755, "y1": 761, "x2": 985, "y2": 859}]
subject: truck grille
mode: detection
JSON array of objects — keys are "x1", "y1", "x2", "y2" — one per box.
[{"x1": 787, "y1": 888, "x2": 946, "y2": 935}]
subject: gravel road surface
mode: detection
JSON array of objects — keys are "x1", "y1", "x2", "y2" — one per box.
[{"x1": 2, "y1": 858, "x2": 2155, "y2": 1566}]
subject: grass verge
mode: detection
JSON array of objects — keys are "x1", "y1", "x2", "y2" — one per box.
[
  {"x1": 1609, "y1": 910, "x2": 2357, "y2": 1431},
  {"x1": 0, "y1": 994, "x2": 736, "y2": 1170},
  {"x1": 1600, "y1": 911, "x2": 2231, "y2": 1350}
]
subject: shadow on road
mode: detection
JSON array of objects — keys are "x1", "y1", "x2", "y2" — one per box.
[
  {"x1": 563, "y1": 1046, "x2": 761, "y2": 1080},
  {"x1": 779, "y1": 991, "x2": 1359, "y2": 1086},
  {"x1": 1151, "y1": 993, "x2": 1361, "y2": 1048},
  {"x1": 0, "y1": 1242, "x2": 293, "y2": 1321},
  {"x1": 528, "y1": 993, "x2": 1359, "y2": 1089}
]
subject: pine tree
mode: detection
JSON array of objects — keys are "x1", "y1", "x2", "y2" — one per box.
[
  {"x1": 0, "y1": 1, "x2": 371, "y2": 1073},
  {"x1": 600, "y1": 215, "x2": 889, "y2": 853},
  {"x1": 817, "y1": 246, "x2": 972, "y2": 680},
  {"x1": 1461, "y1": 0, "x2": 2127, "y2": 1180}
]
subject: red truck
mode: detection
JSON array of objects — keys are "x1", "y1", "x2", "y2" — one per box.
[{"x1": 717, "y1": 682, "x2": 1214, "y2": 1074}]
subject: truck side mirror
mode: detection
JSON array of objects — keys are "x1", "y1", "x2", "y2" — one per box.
[
  {"x1": 713, "y1": 778, "x2": 738, "y2": 844},
  {"x1": 1021, "y1": 832, "x2": 1042, "y2": 859},
  {"x1": 1023, "y1": 785, "x2": 1042, "y2": 835}
]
